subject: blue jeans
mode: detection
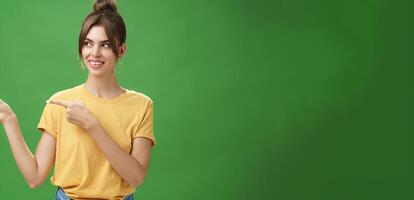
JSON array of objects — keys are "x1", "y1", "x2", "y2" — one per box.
[{"x1": 55, "y1": 187, "x2": 134, "y2": 200}]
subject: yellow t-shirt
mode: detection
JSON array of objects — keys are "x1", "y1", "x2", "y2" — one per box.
[{"x1": 37, "y1": 84, "x2": 155, "y2": 200}]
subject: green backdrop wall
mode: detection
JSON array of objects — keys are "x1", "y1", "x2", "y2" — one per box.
[{"x1": 0, "y1": 0, "x2": 413, "y2": 199}]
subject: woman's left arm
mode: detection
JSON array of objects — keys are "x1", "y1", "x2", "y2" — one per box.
[
  {"x1": 88, "y1": 124, "x2": 153, "y2": 188},
  {"x1": 47, "y1": 99, "x2": 153, "y2": 188}
]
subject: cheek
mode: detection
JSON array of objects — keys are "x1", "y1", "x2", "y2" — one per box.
[
  {"x1": 81, "y1": 48, "x2": 90, "y2": 60},
  {"x1": 103, "y1": 50, "x2": 117, "y2": 62}
]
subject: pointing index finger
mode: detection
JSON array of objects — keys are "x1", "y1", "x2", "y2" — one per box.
[{"x1": 47, "y1": 99, "x2": 70, "y2": 108}]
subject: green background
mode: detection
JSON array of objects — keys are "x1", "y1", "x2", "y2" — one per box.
[{"x1": 0, "y1": 0, "x2": 413, "y2": 199}]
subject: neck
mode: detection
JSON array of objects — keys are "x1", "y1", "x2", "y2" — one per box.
[{"x1": 84, "y1": 74, "x2": 125, "y2": 98}]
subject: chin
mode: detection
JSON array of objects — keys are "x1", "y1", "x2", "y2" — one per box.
[
  {"x1": 88, "y1": 70, "x2": 107, "y2": 77},
  {"x1": 87, "y1": 67, "x2": 115, "y2": 78},
  {"x1": 86, "y1": 67, "x2": 105, "y2": 76}
]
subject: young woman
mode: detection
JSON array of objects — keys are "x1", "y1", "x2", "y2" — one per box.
[{"x1": 0, "y1": 0, "x2": 155, "y2": 199}]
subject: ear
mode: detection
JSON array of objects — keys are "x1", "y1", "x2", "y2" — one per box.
[{"x1": 118, "y1": 43, "x2": 127, "y2": 59}]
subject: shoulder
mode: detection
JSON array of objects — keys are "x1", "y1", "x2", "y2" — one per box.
[
  {"x1": 124, "y1": 89, "x2": 154, "y2": 104},
  {"x1": 47, "y1": 85, "x2": 83, "y2": 100}
]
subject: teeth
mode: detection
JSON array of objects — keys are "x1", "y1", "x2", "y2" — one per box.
[{"x1": 90, "y1": 61, "x2": 103, "y2": 65}]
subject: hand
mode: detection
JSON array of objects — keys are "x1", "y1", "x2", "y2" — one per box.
[
  {"x1": 0, "y1": 99, "x2": 16, "y2": 125},
  {"x1": 47, "y1": 99, "x2": 98, "y2": 130}
]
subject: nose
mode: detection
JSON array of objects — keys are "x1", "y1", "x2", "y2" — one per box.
[{"x1": 91, "y1": 45, "x2": 102, "y2": 57}]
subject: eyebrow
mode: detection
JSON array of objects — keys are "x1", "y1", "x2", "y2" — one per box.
[{"x1": 85, "y1": 38, "x2": 110, "y2": 43}]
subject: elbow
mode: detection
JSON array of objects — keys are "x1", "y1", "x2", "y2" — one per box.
[
  {"x1": 128, "y1": 175, "x2": 145, "y2": 188},
  {"x1": 28, "y1": 182, "x2": 40, "y2": 189},
  {"x1": 27, "y1": 178, "x2": 44, "y2": 189}
]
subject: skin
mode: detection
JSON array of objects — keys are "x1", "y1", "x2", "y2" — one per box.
[{"x1": 0, "y1": 26, "x2": 153, "y2": 189}]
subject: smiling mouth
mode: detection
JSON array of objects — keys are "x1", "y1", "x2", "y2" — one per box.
[{"x1": 88, "y1": 60, "x2": 105, "y2": 69}]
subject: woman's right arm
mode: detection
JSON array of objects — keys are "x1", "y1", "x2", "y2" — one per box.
[{"x1": 1, "y1": 99, "x2": 56, "y2": 188}]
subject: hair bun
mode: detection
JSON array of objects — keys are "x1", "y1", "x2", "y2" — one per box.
[{"x1": 93, "y1": 0, "x2": 117, "y2": 12}]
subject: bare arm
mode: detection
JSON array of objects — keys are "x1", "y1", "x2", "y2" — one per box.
[
  {"x1": 0, "y1": 100, "x2": 56, "y2": 188},
  {"x1": 88, "y1": 124, "x2": 153, "y2": 188}
]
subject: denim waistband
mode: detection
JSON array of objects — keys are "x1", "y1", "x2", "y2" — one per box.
[{"x1": 55, "y1": 187, "x2": 134, "y2": 200}]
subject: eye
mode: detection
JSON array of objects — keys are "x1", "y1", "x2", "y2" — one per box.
[
  {"x1": 84, "y1": 41, "x2": 92, "y2": 47},
  {"x1": 102, "y1": 43, "x2": 111, "y2": 48}
]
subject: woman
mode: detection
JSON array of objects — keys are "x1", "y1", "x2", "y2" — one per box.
[{"x1": 0, "y1": 0, "x2": 155, "y2": 199}]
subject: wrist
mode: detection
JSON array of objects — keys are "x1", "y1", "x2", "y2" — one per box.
[
  {"x1": 2, "y1": 114, "x2": 17, "y2": 126},
  {"x1": 84, "y1": 116, "x2": 99, "y2": 132}
]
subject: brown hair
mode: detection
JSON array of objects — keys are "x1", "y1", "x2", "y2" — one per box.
[{"x1": 78, "y1": 0, "x2": 126, "y2": 60}]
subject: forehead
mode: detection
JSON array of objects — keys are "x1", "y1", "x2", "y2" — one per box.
[{"x1": 86, "y1": 26, "x2": 108, "y2": 41}]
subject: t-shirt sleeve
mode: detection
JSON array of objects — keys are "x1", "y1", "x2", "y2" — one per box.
[
  {"x1": 133, "y1": 99, "x2": 156, "y2": 146},
  {"x1": 37, "y1": 103, "x2": 59, "y2": 139}
]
